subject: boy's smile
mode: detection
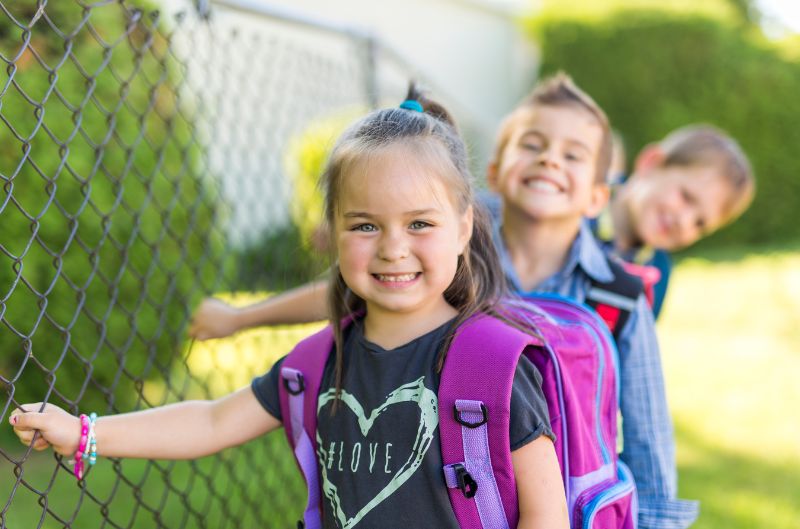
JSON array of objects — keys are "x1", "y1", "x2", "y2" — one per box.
[
  {"x1": 488, "y1": 105, "x2": 607, "y2": 224},
  {"x1": 520, "y1": 173, "x2": 566, "y2": 194}
]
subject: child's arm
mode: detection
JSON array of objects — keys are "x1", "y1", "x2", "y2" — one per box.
[
  {"x1": 189, "y1": 279, "x2": 329, "y2": 340},
  {"x1": 10, "y1": 387, "x2": 280, "y2": 459},
  {"x1": 512, "y1": 436, "x2": 569, "y2": 529},
  {"x1": 617, "y1": 295, "x2": 698, "y2": 528}
]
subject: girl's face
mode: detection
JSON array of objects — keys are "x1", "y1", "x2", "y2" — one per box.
[{"x1": 334, "y1": 144, "x2": 473, "y2": 323}]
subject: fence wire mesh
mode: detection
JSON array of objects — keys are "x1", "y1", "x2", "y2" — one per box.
[{"x1": 0, "y1": 1, "x2": 439, "y2": 527}]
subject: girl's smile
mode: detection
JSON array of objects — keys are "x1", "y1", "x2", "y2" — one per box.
[{"x1": 371, "y1": 272, "x2": 421, "y2": 287}]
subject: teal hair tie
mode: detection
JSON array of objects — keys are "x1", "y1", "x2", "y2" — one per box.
[{"x1": 399, "y1": 99, "x2": 423, "y2": 113}]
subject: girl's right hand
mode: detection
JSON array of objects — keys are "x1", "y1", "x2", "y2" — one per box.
[
  {"x1": 9, "y1": 404, "x2": 81, "y2": 457},
  {"x1": 188, "y1": 298, "x2": 241, "y2": 340}
]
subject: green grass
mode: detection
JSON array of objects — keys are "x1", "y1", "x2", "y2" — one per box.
[
  {"x1": 1, "y1": 436, "x2": 306, "y2": 528},
  {"x1": 658, "y1": 248, "x2": 800, "y2": 528}
]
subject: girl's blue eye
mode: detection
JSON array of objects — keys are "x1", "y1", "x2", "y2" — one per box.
[
  {"x1": 410, "y1": 221, "x2": 431, "y2": 230},
  {"x1": 353, "y1": 224, "x2": 377, "y2": 232}
]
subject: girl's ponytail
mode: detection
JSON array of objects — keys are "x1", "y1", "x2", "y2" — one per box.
[{"x1": 405, "y1": 83, "x2": 459, "y2": 132}]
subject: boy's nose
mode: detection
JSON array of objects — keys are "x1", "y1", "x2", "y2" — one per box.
[
  {"x1": 536, "y1": 150, "x2": 560, "y2": 168},
  {"x1": 675, "y1": 209, "x2": 699, "y2": 243}
]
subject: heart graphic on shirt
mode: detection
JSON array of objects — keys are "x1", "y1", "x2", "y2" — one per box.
[{"x1": 316, "y1": 376, "x2": 438, "y2": 529}]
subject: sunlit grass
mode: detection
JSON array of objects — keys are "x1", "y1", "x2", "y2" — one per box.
[
  {"x1": 141, "y1": 292, "x2": 325, "y2": 403},
  {"x1": 658, "y1": 249, "x2": 800, "y2": 529}
]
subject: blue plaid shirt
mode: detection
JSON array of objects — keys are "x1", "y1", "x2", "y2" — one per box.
[{"x1": 483, "y1": 194, "x2": 699, "y2": 528}]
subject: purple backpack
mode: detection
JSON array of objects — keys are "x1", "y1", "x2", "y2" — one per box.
[{"x1": 278, "y1": 297, "x2": 637, "y2": 529}]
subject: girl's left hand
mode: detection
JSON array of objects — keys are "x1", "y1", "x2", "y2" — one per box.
[{"x1": 9, "y1": 403, "x2": 81, "y2": 457}]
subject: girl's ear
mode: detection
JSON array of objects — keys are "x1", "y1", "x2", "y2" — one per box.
[
  {"x1": 458, "y1": 205, "x2": 474, "y2": 255},
  {"x1": 632, "y1": 144, "x2": 666, "y2": 176},
  {"x1": 585, "y1": 183, "x2": 610, "y2": 219}
]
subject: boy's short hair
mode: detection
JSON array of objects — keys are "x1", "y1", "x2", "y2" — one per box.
[
  {"x1": 659, "y1": 124, "x2": 755, "y2": 223},
  {"x1": 493, "y1": 72, "x2": 612, "y2": 184}
]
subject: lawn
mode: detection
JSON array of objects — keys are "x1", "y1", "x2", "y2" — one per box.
[
  {"x1": 3, "y1": 250, "x2": 797, "y2": 527},
  {"x1": 658, "y1": 247, "x2": 800, "y2": 528}
]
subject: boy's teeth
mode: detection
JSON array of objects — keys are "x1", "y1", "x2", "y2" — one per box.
[
  {"x1": 376, "y1": 273, "x2": 416, "y2": 282},
  {"x1": 525, "y1": 179, "x2": 560, "y2": 193}
]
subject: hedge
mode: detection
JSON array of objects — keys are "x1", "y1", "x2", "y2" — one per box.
[{"x1": 527, "y1": 7, "x2": 800, "y2": 249}]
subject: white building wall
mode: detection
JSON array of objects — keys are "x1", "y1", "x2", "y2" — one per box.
[{"x1": 244, "y1": 0, "x2": 541, "y2": 163}]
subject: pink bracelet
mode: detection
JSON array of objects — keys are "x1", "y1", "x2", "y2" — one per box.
[{"x1": 73, "y1": 414, "x2": 90, "y2": 480}]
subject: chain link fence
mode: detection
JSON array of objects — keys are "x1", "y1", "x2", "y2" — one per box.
[{"x1": 0, "y1": 1, "x2": 472, "y2": 526}]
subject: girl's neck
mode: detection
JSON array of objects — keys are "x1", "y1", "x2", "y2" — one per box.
[
  {"x1": 609, "y1": 189, "x2": 638, "y2": 251},
  {"x1": 363, "y1": 300, "x2": 458, "y2": 350},
  {"x1": 501, "y1": 210, "x2": 579, "y2": 292}
]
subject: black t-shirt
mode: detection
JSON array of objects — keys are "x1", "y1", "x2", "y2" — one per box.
[{"x1": 252, "y1": 318, "x2": 552, "y2": 529}]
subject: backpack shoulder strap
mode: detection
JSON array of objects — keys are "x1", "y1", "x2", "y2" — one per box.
[
  {"x1": 279, "y1": 326, "x2": 334, "y2": 449},
  {"x1": 620, "y1": 259, "x2": 663, "y2": 310},
  {"x1": 586, "y1": 256, "x2": 644, "y2": 342},
  {"x1": 438, "y1": 313, "x2": 542, "y2": 529},
  {"x1": 277, "y1": 324, "x2": 336, "y2": 529}
]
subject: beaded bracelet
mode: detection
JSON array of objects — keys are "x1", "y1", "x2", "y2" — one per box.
[
  {"x1": 86, "y1": 412, "x2": 97, "y2": 467},
  {"x1": 73, "y1": 414, "x2": 90, "y2": 480}
]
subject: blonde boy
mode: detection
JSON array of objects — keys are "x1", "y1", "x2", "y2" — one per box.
[{"x1": 596, "y1": 125, "x2": 755, "y2": 316}]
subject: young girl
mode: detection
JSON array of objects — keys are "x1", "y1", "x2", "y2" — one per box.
[{"x1": 11, "y1": 88, "x2": 568, "y2": 529}]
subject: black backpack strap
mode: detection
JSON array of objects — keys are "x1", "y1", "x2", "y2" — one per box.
[{"x1": 586, "y1": 257, "x2": 644, "y2": 342}]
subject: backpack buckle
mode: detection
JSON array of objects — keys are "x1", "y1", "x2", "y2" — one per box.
[
  {"x1": 453, "y1": 401, "x2": 487, "y2": 428},
  {"x1": 452, "y1": 463, "x2": 478, "y2": 498},
  {"x1": 282, "y1": 372, "x2": 305, "y2": 395}
]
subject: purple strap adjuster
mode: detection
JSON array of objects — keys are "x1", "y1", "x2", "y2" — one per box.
[{"x1": 443, "y1": 399, "x2": 510, "y2": 529}]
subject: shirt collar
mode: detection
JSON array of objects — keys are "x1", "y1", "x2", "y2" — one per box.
[
  {"x1": 492, "y1": 218, "x2": 614, "y2": 293},
  {"x1": 564, "y1": 219, "x2": 615, "y2": 284}
]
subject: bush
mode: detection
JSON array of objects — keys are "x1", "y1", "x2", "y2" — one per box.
[
  {"x1": 0, "y1": 2, "x2": 224, "y2": 415},
  {"x1": 527, "y1": 5, "x2": 800, "y2": 248},
  {"x1": 234, "y1": 110, "x2": 361, "y2": 290},
  {"x1": 285, "y1": 112, "x2": 358, "y2": 247}
]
